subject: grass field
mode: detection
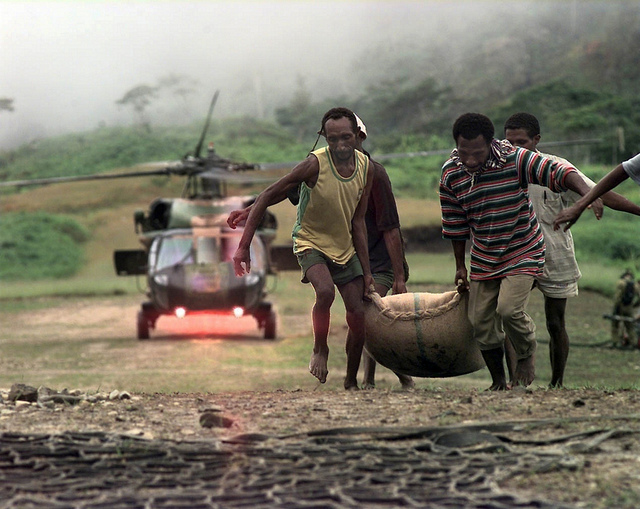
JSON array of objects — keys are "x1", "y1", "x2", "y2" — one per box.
[
  {"x1": 2, "y1": 169, "x2": 640, "y2": 391},
  {"x1": 1, "y1": 257, "x2": 638, "y2": 393}
]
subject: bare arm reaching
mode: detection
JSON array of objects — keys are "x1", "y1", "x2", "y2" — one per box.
[
  {"x1": 232, "y1": 156, "x2": 318, "y2": 275},
  {"x1": 554, "y1": 164, "x2": 630, "y2": 231}
]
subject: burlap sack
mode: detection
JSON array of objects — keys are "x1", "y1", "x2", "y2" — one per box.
[{"x1": 364, "y1": 290, "x2": 484, "y2": 378}]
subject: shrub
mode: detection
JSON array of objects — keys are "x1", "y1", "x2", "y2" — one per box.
[{"x1": 0, "y1": 212, "x2": 89, "y2": 280}]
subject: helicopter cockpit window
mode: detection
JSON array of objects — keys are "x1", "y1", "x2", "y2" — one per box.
[{"x1": 155, "y1": 236, "x2": 193, "y2": 271}]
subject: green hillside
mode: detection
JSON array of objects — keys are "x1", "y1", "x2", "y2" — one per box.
[{"x1": 1, "y1": 115, "x2": 640, "y2": 295}]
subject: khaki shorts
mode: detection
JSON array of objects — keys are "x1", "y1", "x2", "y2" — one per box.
[
  {"x1": 535, "y1": 278, "x2": 579, "y2": 299},
  {"x1": 296, "y1": 249, "x2": 363, "y2": 286}
]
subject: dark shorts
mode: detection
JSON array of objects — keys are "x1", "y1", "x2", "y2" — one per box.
[
  {"x1": 296, "y1": 249, "x2": 363, "y2": 286},
  {"x1": 372, "y1": 269, "x2": 394, "y2": 292}
]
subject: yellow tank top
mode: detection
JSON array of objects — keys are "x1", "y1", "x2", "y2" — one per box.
[{"x1": 292, "y1": 147, "x2": 369, "y2": 264}]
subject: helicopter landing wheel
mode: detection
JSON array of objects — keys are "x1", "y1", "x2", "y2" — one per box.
[
  {"x1": 264, "y1": 310, "x2": 277, "y2": 340},
  {"x1": 137, "y1": 310, "x2": 150, "y2": 340}
]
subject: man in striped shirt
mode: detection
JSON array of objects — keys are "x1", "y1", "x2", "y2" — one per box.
[{"x1": 440, "y1": 113, "x2": 592, "y2": 390}]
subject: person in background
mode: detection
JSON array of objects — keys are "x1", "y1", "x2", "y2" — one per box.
[
  {"x1": 611, "y1": 270, "x2": 639, "y2": 348},
  {"x1": 350, "y1": 117, "x2": 414, "y2": 390},
  {"x1": 503, "y1": 112, "x2": 640, "y2": 387}
]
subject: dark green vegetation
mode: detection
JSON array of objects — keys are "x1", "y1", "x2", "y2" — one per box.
[
  {"x1": 0, "y1": 119, "x2": 310, "y2": 184},
  {"x1": 2, "y1": 119, "x2": 640, "y2": 285},
  {"x1": 0, "y1": 212, "x2": 89, "y2": 280}
]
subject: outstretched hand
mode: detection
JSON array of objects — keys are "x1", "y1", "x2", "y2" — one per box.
[
  {"x1": 553, "y1": 204, "x2": 585, "y2": 231},
  {"x1": 588, "y1": 197, "x2": 604, "y2": 221}
]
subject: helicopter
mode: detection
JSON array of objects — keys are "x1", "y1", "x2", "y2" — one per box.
[{"x1": 1, "y1": 92, "x2": 297, "y2": 340}]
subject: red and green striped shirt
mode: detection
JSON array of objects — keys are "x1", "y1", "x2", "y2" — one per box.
[{"x1": 439, "y1": 140, "x2": 578, "y2": 280}]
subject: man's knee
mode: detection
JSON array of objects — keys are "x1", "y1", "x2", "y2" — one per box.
[
  {"x1": 314, "y1": 285, "x2": 335, "y2": 308},
  {"x1": 345, "y1": 306, "x2": 365, "y2": 328},
  {"x1": 496, "y1": 300, "x2": 522, "y2": 324}
]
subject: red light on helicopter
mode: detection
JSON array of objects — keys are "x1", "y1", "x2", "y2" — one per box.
[
  {"x1": 232, "y1": 307, "x2": 244, "y2": 318},
  {"x1": 175, "y1": 307, "x2": 187, "y2": 319}
]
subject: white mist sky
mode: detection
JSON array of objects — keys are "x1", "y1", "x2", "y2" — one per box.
[
  {"x1": 0, "y1": 0, "x2": 593, "y2": 149},
  {"x1": 0, "y1": 0, "x2": 449, "y2": 148}
]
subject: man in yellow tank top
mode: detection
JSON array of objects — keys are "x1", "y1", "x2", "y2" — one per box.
[{"x1": 231, "y1": 107, "x2": 374, "y2": 390}]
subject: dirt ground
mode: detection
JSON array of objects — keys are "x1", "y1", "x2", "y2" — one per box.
[
  {"x1": 3, "y1": 386, "x2": 640, "y2": 507},
  {"x1": 2, "y1": 296, "x2": 640, "y2": 507}
]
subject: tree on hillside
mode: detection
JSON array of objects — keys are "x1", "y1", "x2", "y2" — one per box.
[
  {"x1": 0, "y1": 98, "x2": 14, "y2": 113},
  {"x1": 357, "y1": 77, "x2": 457, "y2": 136},
  {"x1": 157, "y1": 73, "x2": 199, "y2": 120},
  {"x1": 488, "y1": 80, "x2": 640, "y2": 164},
  {"x1": 274, "y1": 76, "x2": 318, "y2": 142},
  {"x1": 116, "y1": 85, "x2": 158, "y2": 131},
  {"x1": 580, "y1": 6, "x2": 640, "y2": 95}
]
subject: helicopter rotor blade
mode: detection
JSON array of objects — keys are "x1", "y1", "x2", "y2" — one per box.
[
  {"x1": 0, "y1": 166, "x2": 178, "y2": 188},
  {"x1": 254, "y1": 160, "x2": 301, "y2": 172},
  {"x1": 199, "y1": 169, "x2": 280, "y2": 184},
  {"x1": 194, "y1": 90, "x2": 220, "y2": 159}
]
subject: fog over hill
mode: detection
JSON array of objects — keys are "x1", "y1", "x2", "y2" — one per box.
[{"x1": 0, "y1": 0, "x2": 630, "y2": 149}]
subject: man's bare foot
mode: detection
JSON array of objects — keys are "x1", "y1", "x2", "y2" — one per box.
[
  {"x1": 309, "y1": 348, "x2": 329, "y2": 383},
  {"x1": 514, "y1": 355, "x2": 535, "y2": 387}
]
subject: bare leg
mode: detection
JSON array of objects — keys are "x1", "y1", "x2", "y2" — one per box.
[
  {"x1": 514, "y1": 355, "x2": 536, "y2": 387},
  {"x1": 362, "y1": 350, "x2": 414, "y2": 389},
  {"x1": 504, "y1": 336, "x2": 517, "y2": 386},
  {"x1": 361, "y1": 350, "x2": 376, "y2": 389},
  {"x1": 545, "y1": 296, "x2": 568, "y2": 388},
  {"x1": 481, "y1": 347, "x2": 508, "y2": 391},
  {"x1": 306, "y1": 264, "x2": 335, "y2": 384},
  {"x1": 338, "y1": 277, "x2": 367, "y2": 390}
]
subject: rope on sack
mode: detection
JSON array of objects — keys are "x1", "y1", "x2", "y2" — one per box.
[{"x1": 369, "y1": 290, "x2": 464, "y2": 323}]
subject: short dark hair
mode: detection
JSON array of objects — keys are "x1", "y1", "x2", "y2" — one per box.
[
  {"x1": 319, "y1": 107, "x2": 358, "y2": 136},
  {"x1": 504, "y1": 112, "x2": 540, "y2": 138},
  {"x1": 452, "y1": 113, "x2": 494, "y2": 144}
]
